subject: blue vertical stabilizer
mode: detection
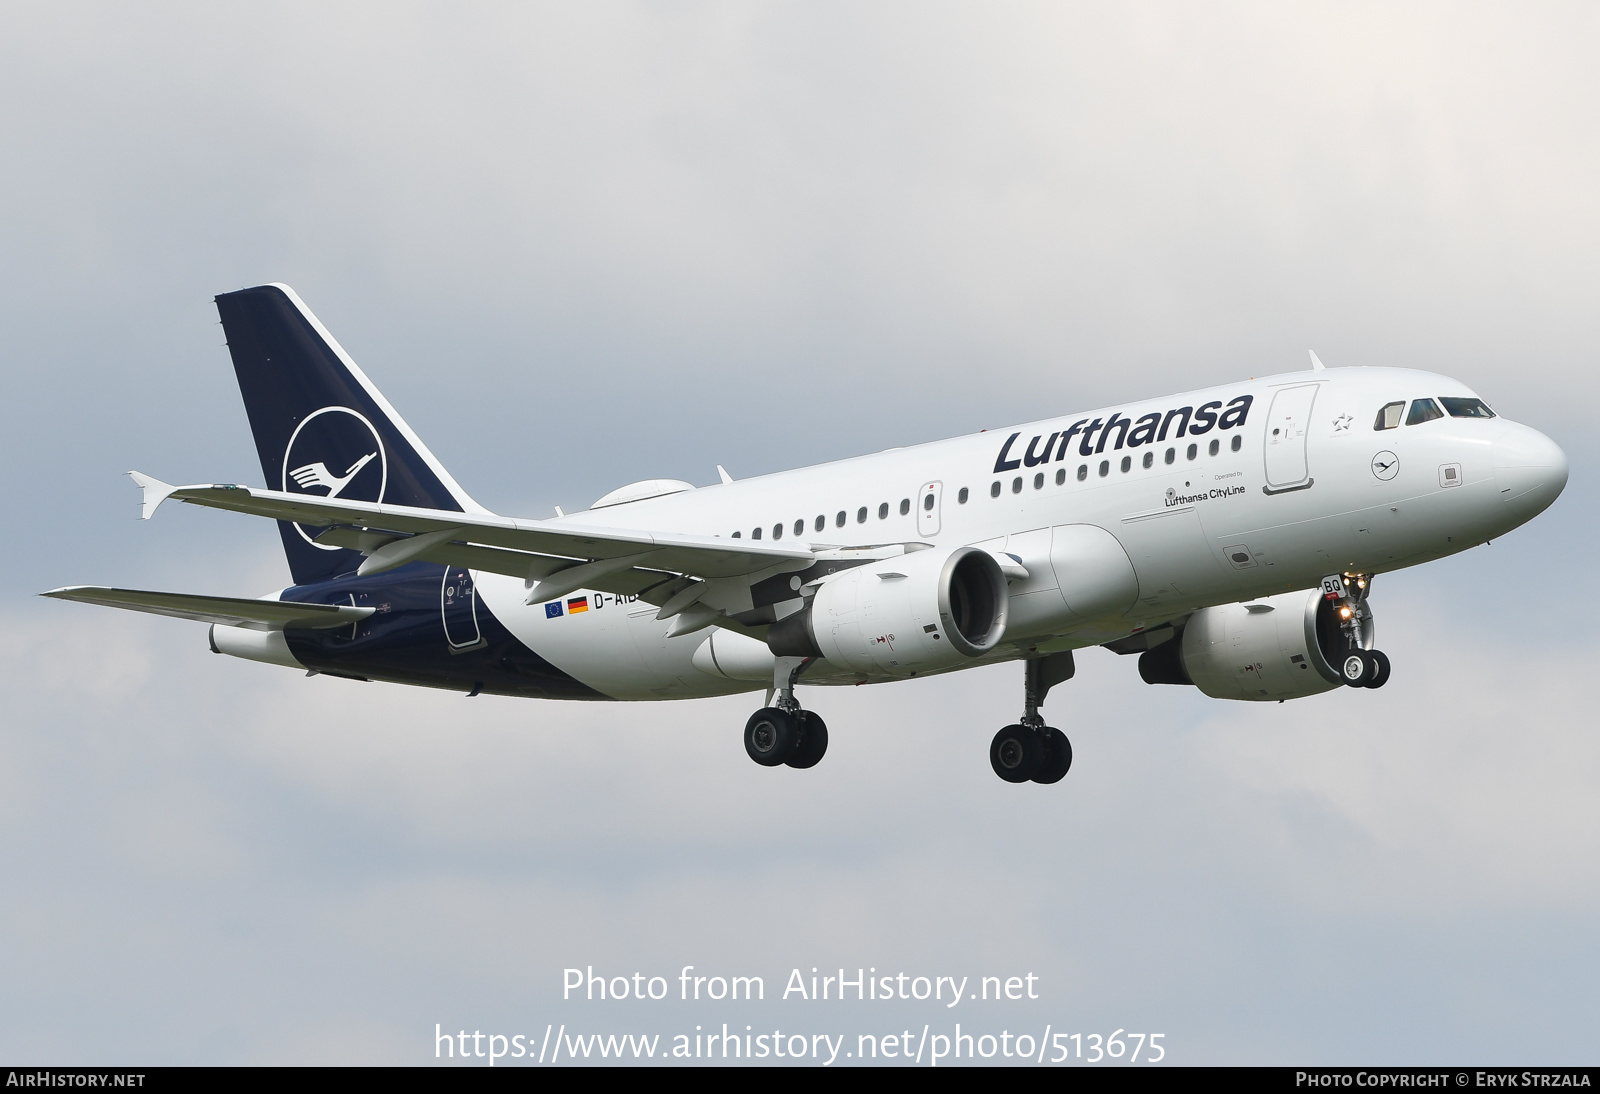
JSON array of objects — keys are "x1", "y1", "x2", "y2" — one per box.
[{"x1": 215, "y1": 284, "x2": 484, "y2": 585}]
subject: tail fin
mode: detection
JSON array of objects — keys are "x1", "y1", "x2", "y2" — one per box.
[{"x1": 215, "y1": 283, "x2": 485, "y2": 586}]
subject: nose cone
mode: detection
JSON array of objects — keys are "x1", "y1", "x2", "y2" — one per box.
[{"x1": 1494, "y1": 422, "x2": 1568, "y2": 524}]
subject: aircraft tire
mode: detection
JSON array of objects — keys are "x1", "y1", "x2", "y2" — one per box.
[
  {"x1": 745, "y1": 707, "x2": 800, "y2": 767},
  {"x1": 1032, "y1": 728, "x2": 1072, "y2": 784},
  {"x1": 1339, "y1": 649, "x2": 1374, "y2": 687},
  {"x1": 786, "y1": 711, "x2": 829, "y2": 769},
  {"x1": 1363, "y1": 649, "x2": 1391, "y2": 689},
  {"x1": 990, "y1": 724, "x2": 1043, "y2": 783}
]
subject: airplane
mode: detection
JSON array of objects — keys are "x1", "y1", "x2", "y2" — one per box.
[{"x1": 43, "y1": 285, "x2": 1568, "y2": 784}]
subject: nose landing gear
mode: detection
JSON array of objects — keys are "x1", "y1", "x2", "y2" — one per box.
[
  {"x1": 1338, "y1": 647, "x2": 1391, "y2": 688},
  {"x1": 989, "y1": 652, "x2": 1076, "y2": 785},
  {"x1": 1325, "y1": 573, "x2": 1391, "y2": 689}
]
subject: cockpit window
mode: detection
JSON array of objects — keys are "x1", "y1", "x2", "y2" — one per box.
[
  {"x1": 1374, "y1": 402, "x2": 1404, "y2": 430},
  {"x1": 1406, "y1": 398, "x2": 1444, "y2": 426},
  {"x1": 1440, "y1": 396, "x2": 1496, "y2": 419}
]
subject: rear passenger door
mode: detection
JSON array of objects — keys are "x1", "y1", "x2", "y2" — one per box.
[{"x1": 441, "y1": 566, "x2": 486, "y2": 652}]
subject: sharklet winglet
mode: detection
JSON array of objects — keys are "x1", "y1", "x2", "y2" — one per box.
[{"x1": 128, "y1": 471, "x2": 178, "y2": 520}]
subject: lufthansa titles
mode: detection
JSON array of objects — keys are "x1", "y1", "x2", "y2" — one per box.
[{"x1": 993, "y1": 395, "x2": 1254, "y2": 474}]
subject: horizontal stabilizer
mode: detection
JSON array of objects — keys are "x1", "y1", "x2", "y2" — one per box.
[{"x1": 41, "y1": 586, "x2": 374, "y2": 631}]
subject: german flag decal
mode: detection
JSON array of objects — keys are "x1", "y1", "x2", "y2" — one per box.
[{"x1": 566, "y1": 596, "x2": 589, "y2": 614}]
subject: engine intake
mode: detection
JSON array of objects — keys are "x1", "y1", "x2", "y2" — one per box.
[{"x1": 768, "y1": 546, "x2": 1008, "y2": 676}]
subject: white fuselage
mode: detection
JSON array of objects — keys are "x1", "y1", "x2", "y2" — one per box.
[{"x1": 476, "y1": 366, "x2": 1566, "y2": 700}]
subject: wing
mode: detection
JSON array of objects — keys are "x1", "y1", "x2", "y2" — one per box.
[
  {"x1": 41, "y1": 586, "x2": 375, "y2": 631},
  {"x1": 133, "y1": 473, "x2": 809, "y2": 575},
  {"x1": 127, "y1": 472, "x2": 821, "y2": 629}
]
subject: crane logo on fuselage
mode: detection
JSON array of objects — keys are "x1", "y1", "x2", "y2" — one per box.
[
  {"x1": 281, "y1": 406, "x2": 388, "y2": 550},
  {"x1": 992, "y1": 395, "x2": 1254, "y2": 473}
]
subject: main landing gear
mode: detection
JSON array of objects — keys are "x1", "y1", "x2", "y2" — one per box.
[
  {"x1": 1326, "y1": 572, "x2": 1391, "y2": 689},
  {"x1": 740, "y1": 650, "x2": 1083, "y2": 781},
  {"x1": 989, "y1": 652, "x2": 1076, "y2": 785},
  {"x1": 743, "y1": 655, "x2": 829, "y2": 769}
]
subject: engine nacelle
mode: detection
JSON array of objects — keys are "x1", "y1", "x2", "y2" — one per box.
[
  {"x1": 768, "y1": 546, "x2": 1008, "y2": 676},
  {"x1": 1141, "y1": 588, "x2": 1373, "y2": 701}
]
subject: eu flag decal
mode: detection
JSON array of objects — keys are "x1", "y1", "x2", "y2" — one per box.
[
  {"x1": 545, "y1": 602, "x2": 564, "y2": 619},
  {"x1": 567, "y1": 596, "x2": 589, "y2": 614}
]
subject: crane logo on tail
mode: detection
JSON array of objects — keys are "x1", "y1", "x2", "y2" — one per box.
[
  {"x1": 290, "y1": 452, "x2": 377, "y2": 497},
  {"x1": 281, "y1": 406, "x2": 388, "y2": 550}
]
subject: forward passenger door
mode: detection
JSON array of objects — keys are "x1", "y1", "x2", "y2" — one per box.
[{"x1": 1264, "y1": 383, "x2": 1319, "y2": 493}]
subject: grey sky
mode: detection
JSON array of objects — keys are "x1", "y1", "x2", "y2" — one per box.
[{"x1": 1, "y1": 2, "x2": 1595, "y2": 1064}]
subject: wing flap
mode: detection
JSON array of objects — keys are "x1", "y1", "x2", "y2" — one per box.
[{"x1": 41, "y1": 586, "x2": 374, "y2": 631}]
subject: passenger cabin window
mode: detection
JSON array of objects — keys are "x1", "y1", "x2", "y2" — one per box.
[
  {"x1": 1055, "y1": 469, "x2": 1066, "y2": 485},
  {"x1": 990, "y1": 481, "x2": 1001, "y2": 498},
  {"x1": 1011, "y1": 477, "x2": 1022, "y2": 493},
  {"x1": 752, "y1": 527, "x2": 762, "y2": 540},
  {"x1": 1186, "y1": 443, "x2": 1197, "y2": 460},
  {"x1": 732, "y1": 530, "x2": 741, "y2": 538},
  {"x1": 836, "y1": 510, "x2": 846, "y2": 527},
  {"x1": 878, "y1": 502, "x2": 889, "y2": 519},
  {"x1": 1034, "y1": 473, "x2": 1044, "y2": 489},
  {"x1": 1119, "y1": 456, "x2": 1131, "y2": 473},
  {"x1": 1164, "y1": 447, "x2": 1175, "y2": 464},
  {"x1": 899, "y1": 498, "x2": 910, "y2": 515},
  {"x1": 857, "y1": 506, "x2": 868, "y2": 523},
  {"x1": 957, "y1": 488, "x2": 969, "y2": 504},
  {"x1": 798, "y1": 518, "x2": 808, "y2": 536},
  {"x1": 1209, "y1": 438, "x2": 1219, "y2": 456},
  {"x1": 1407, "y1": 398, "x2": 1444, "y2": 426},
  {"x1": 1077, "y1": 464, "x2": 1087, "y2": 481},
  {"x1": 1098, "y1": 460, "x2": 1109, "y2": 477},
  {"x1": 773, "y1": 523, "x2": 783, "y2": 540},
  {"x1": 1441, "y1": 397, "x2": 1496, "y2": 419},
  {"x1": 1374, "y1": 401, "x2": 1405, "y2": 430},
  {"x1": 1231, "y1": 434, "x2": 1242, "y2": 451}
]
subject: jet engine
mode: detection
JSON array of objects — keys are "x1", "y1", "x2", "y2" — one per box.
[
  {"x1": 768, "y1": 546, "x2": 1008, "y2": 676},
  {"x1": 1139, "y1": 587, "x2": 1373, "y2": 701}
]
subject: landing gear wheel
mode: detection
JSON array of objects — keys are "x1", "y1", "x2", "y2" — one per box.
[
  {"x1": 744, "y1": 707, "x2": 799, "y2": 767},
  {"x1": 786, "y1": 711, "x2": 829, "y2": 769},
  {"x1": 1363, "y1": 649, "x2": 1391, "y2": 689},
  {"x1": 1339, "y1": 649, "x2": 1374, "y2": 687},
  {"x1": 990, "y1": 724, "x2": 1043, "y2": 783},
  {"x1": 1032, "y1": 727, "x2": 1072, "y2": 784}
]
